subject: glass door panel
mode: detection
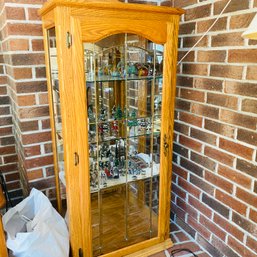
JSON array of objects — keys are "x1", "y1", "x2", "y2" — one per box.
[
  {"x1": 84, "y1": 33, "x2": 163, "y2": 256},
  {"x1": 47, "y1": 27, "x2": 67, "y2": 215}
]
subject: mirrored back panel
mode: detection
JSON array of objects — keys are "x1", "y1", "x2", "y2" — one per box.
[{"x1": 84, "y1": 34, "x2": 163, "y2": 256}]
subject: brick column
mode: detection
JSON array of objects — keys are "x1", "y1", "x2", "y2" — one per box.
[{"x1": 1, "y1": 0, "x2": 55, "y2": 200}]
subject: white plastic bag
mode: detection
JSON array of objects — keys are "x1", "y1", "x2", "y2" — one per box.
[{"x1": 2, "y1": 188, "x2": 69, "y2": 257}]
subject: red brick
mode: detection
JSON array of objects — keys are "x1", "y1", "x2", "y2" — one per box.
[
  {"x1": 27, "y1": 169, "x2": 43, "y2": 181},
  {"x1": 190, "y1": 174, "x2": 214, "y2": 195},
  {"x1": 11, "y1": 53, "x2": 45, "y2": 66},
  {"x1": 32, "y1": 39, "x2": 44, "y2": 51},
  {"x1": 7, "y1": 23, "x2": 42, "y2": 36},
  {"x1": 178, "y1": 51, "x2": 195, "y2": 62},
  {"x1": 190, "y1": 128, "x2": 217, "y2": 145},
  {"x1": 225, "y1": 81, "x2": 257, "y2": 98},
  {"x1": 22, "y1": 131, "x2": 51, "y2": 145},
  {"x1": 183, "y1": 36, "x2": 208, "y2": 48},
  {"x1": 179, "y1": 112, "x2": 203, "y2": 127},
  {"x1": 0, "y1": 127, "x2": 12, "y2": 136},
  {"x1": 192, "y1": 103, "x2": 219, "y2": 119},
  {"x1": 19, "y1": 120, "x2": 38, "y2": 132},
  {"x1": 204, "y1": 119, "x2": 235, "y2": 138},
  {"x1": 5, "y1": 7, "x2": 25, "y2": 20},
  {"x1": 249, "y1": 209, "x2": 257, "y2": 224},
  {"x1": 236, "y1": 159, "x2": 257, "y2": 178},
  {"x1": 5, "y1": 172, "x2": 19, "y2": 182},
  {"x1": 177, "y1": 197, "x2": 198, "y2": 219},
  {"x1": 174, "y1": 0, "x2": 197, "y2": 8},
  {"x1": 181, "y1": 157, "x2": 204, "y2": 177},
  {"x1": 188, "y1": 196, "x2": 212, "y2": 218},
  {"x1": 174, "y1": 122, "x2": 189, "y2": 135},
  {"x1": 216, "y1": 189, "x2": 247, "y2": 216},
  {"x1": 214, "y1": 213, "x2": 244, "y2": 242},
  {"x1": 237, "y1": 129, "x2": 257, "y2": 147},
  {"x1": 175, "y1": 99, "x2": 191, "y2": 111},
  {"x1": 19, "y1": 106, "x2": 49, "y2": 119},
  {"x1": 35, "y1": 67, "x2": 46, "y2": 78},
  {"x1": 173, "y1": 164, "x2": 188, "y2": 179},
  {"x1": 188, "y1": 216, "x2": 211, "y2": 240},
  {"x1": 219, "y1": 138, "x2": 254, "y2": 160},
  {"x1": 191, "y1": 151, "x2": 216, "y2": 171},
  {"x1": 179, "y1": 134, "x2": 202, "y2": 152},
  {"x1": 228, "y1": 49, "x2": 257, "y2": 63},
  {"x1": 24, "y1": 155, "x2": 53, "y2": 169},
  {"x1": 183, "y1": 64, "x2": 208, "y2": 76},
  {"x1": 214, "y1": 0, "x2": 249, "y2": 15},
  {"x1": 28, "y1": 8, "x2": 41, "y2": 20},
  {"x1": 205, "y1": 171, "x2": 233, "y2": 194},
  {"x1": 12, "y1": 67, "x2": 32, "y2": 79},
  {"x1": 205, "y1": 146, "x2": 234, "y2": 167},
  {"x1": 8, "y1": 39, "x2": 29, "y2": 51},
  {"x1": 218, "y1": 165, "x2": 252, "y2": 189},
  {"x1": 247, "y1": 66, "x2": 257, "y2": 80},
  {"x1": 42, "y1": 119, "x2": 50, "y2": 129},
  {"x1": 210, "y1": 65, "x2": 243, "y2": 80},
  {"x1": 179, "y1": 22, "x2": 196, "y2": 35},
  {"x1": 230, "y1": 13, "x2": 256, "y2": 30},
  {"x1": 241, "y1": 99, "x2": 257, "y2": 114},
  {"x1": 198, "y1": 50, "x2": 226, "y2": 63},
  {"x1": 17, "y1": 95, "x2": 36, "y2": 106},
  {"x1": 184, "y1": 4, "x2": 211, "y2": 21},
  {"x1": 24, "y1": 145, "x2": 41, "y2": 157},
  {"x1": 197, "y1": 17, "x2": 227, "y2": 33},
  {"x1": 0, "y1": 146, "x2": 16, "y2": 155},
  {"x1": 39, "y1": 93, "x2": 49, "y2": 105},
  {"x1": 180, "y1": 88, "x2": 205, "y2": 102},
  {"x1": 200, "y1": 215, "x2": 226, "y2": 241},
  {"x1": 247, "y1": 236, "x2": 257, "y2": 254},
  {"x1": 211, "y1": 32, "x2": 244, "y2": 47},
  {"x1": 207, "y1": 93, "x2": 238, "y2": 110},
  {"x1": 193, "y1": 78, "x2": 223, "y2": 92},
  {"x1": 178, "y1": 177, "x2": 201, "y2": 199},
  {"x1": 220, "y1": 109, "x2": 257, "y2": 130},
  {"x1": 236, "y1": 187, "x2": 257, "y2": 209},
  {"x1": 4, "y1": 154, "x2": 18, "y2": 164},
  {"x1": 228, "y1": 236, "x2": 257, "y2": 257}
]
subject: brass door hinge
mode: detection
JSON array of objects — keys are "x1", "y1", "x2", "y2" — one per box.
[
  {"x1": 66, "y1": 32, "x2": 72, "y2": 48},
  {"x1": 79, "y1": 248, "x2": 83, "y2": 257}
]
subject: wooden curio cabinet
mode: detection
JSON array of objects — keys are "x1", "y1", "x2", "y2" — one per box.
[{"x1": 39, "y1": 1, "x2": 184, "y2": 257}]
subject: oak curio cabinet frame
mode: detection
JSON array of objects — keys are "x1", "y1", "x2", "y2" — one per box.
[{"x1": 39, "y1": 1, "x2": 184, "y2": 257}]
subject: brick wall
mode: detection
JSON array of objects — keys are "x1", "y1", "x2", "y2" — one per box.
[
  {"x1": 172, "y1": 0, "x2": 257, "y2": 257},
  {"x1": 0, "y1": 0, "x2": 55, "y2": 202},
  {"x1": 0, "y1": 0, "x2": 257, "y2": 256},
  {"x1": 0, "y1": 2, "x2": 22, "y2": 205}
]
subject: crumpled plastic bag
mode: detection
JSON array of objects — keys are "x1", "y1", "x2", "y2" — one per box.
[{"x1": 2, "y1": 188, "x2": 69, "y2": 257}]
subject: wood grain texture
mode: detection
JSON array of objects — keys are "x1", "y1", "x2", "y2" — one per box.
[
  {"x1": 0, "y1": 216, "x2": 8, "y2": 257},
  {"x1": 0, "y1": 186, "x2": 8, "y2": 257},
  {"x1": 40, "y1": 1, "x2": 183, "y2": 256},
  {"x1": 42, "y1": 25, "x2": 62, "y2": 213},
  {"x1": 54, "y1": 7, "x2": 83, "y2": 257},
  {"x1": 70, "y1": 15, "x2": 93, "y2": 257},
  {"x1": 39, "y1": 0, "x2": 184, "y2": 17},
  {"x1": 158, "y1": 16, "x2": 180, "y2": 241}
]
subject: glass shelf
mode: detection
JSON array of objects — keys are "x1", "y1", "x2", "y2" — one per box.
[
  {"x1": 86, "y1": 74, "x2": 162, "y2": 83},
  {"x1": 90, "y1": 173, "x2": 160, "y2": 193}
]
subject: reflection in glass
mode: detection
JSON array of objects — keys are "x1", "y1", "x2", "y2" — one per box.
[
  {"x1": 84, "y1": 34, "x2": 163, "y2": 256},
  {"x1": 47, "y1": 27, "x2": 67, "y2": 214}
]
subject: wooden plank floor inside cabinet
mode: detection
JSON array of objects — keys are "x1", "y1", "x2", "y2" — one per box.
[{"x1": 90, "y1": 185, "x2": 159, "y2": 256}]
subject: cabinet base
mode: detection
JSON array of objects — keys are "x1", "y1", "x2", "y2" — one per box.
[{"x1": 125, "y1": 238, "x2": 173, "y2": 257}]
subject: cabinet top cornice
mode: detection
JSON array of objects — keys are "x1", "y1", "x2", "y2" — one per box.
[{"x1": 38, "y1": 0, "x2": 185, "y2": 17}]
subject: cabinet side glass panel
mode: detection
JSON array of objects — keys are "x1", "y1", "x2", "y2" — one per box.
[
  {"x1": 84, "y1": 34, "x2": 163, "y2": 256},
  {"x1": 47, "y1": 27, "x2": 67, "y2": 214}
]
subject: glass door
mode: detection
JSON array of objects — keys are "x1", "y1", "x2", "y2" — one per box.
[{"x1": 84, "y1": 33, "x2": 164, "y2": 256}]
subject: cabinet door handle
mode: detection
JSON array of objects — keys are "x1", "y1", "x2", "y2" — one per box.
[
  {"x1": 74, "y1": 152, "x2": 79, "y2": 166},
  {"x1": 163, "y1": 134, "x2": 169, "y2": 157},
  {"x1": 79, "y1": 248, "x2": 83, "y2": 257}
]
